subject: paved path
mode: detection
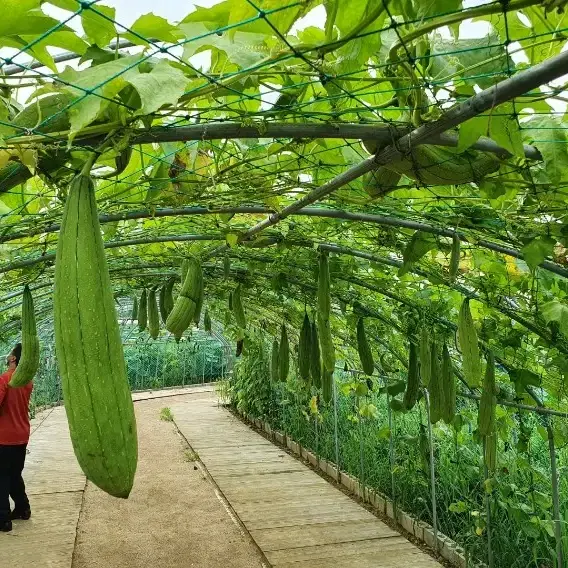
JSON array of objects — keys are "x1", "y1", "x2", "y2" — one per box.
[
  {"x1": 4, "y1": 386, "x2": 442, "y2": 567},
  {"x1": 171, "y1": 395, "x2": 442, "y2": 568}
]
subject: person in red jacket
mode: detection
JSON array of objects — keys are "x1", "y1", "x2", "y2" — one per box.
[{"x1": 0, "y1": 343, "x2": 33, "y2": 532}]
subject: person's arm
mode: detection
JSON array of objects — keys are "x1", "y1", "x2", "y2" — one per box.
[{"x1": 0, "y1": 375, "x2": 8, "y2": 406}]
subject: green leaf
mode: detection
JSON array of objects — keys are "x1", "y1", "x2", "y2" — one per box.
[
  {"x1": 521, "y1": 236, "x2": 556, "y2": 272},
  {"x1": 457, "y1": 115, "x2": 488, "y2": 152},
  {"x1": 449, "y1": 500, "x2": 468, "y2": 514},
  {"x1": 59, "y1": 56, "x2": 139, "y2": 140},
  {"x1": 226, "y1": 233, "x2": 239, "y2": 247},
  {"x1": 508, "y1": 368, "x2": 542, "y2": 396},
  {"x1": 145, "y1": 160, "x2": 170, "y2": 203},
  {"x1": 81, "y1": 4, "x2": 116, "y2": 48},
  {"x1": 429, "y1": 32, "x2": 513, "y2": 89},
  {"x1": 128, "y1": 59, "x2": 188, "y2": 116},
  {"x1": 390, "y1": 398, "x2": 406, "y2": 412},
  {"x1": 522, "y1": 115, "x2": 568, "y2": 185},
  {"x1": 0, "y1": 2, "x2": 68, "y2": 39},
  {"x1": 398, "y1": 231, "x2": 437, "y2": 276},
  {"x1": 541, "y1": 299, "x2": 568, "y2": 336},
  {"x1": 227, "y1": 0, "x2": 307, "y2": 38},
  {"x1": 416, "y1": 0, "x2": 461, "y2": 19},
  {"x1": 488, "y1": 103, "x2": 525, "y2": 158},
  {"x1": 387, "y1": 380, "x2": 407, "y2": 396},
  {"x1": 46, "y1": 0, "x2": 80, "y2": 9},
  {"x1": 180, "y1": 22, "x2": 268, "y2": 69},
  {"x1": 34, "y1": 30, "x2": 89, "y2": 56},
  {"x1": 377, "y1": 424, "x2": 391, "y2": 440},
  {"x1": 1, "y1": 36, "x2": 57, "y2": 73},
  {"x1": 123, "y1": 13, "x2": 181, "y2": 45}
]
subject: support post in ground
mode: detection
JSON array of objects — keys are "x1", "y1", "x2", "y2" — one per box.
[
  {"x1": 547, "y1": 421, "x2": 564, "y2": 568},
  {"x1": 482, "y1": 437, "x2": 494, "y2": 568},
  {"x1": 333, "y1": 371, "x2": 340, "y2": 473},
  {"x1": 424, "y1": 388, "x2": 438, "y2": 553}
]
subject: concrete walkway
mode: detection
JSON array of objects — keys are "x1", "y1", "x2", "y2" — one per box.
[
  {"x1": 171, "y1": 395, "x2": 442, "y2": 568},
  {"x1": 4, "y1": 387, "x2": 442, "y2": 568}
]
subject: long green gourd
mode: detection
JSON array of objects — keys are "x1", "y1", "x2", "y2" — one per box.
[
  {"x1": 478, "y1": 350, "x2": 496, "y2": 436},
  {"x1": 270, "y1": 339, "x2": 280, "y2": 383},
  {"x1": 317, "y1": 252, "x2": 335, "y2": 372},
  {"x1": 310, "y1": 320, "x2": 322, "y2": 388},
  {"x1": 419, "y1": 328, "x2": 431, "y2": 386},
  {"x1": 9, "y1": 285, "x2": 40, "y2": 387},
  {"x1": 53, "y1": 171, "x2": 137, "y2": 499},
  {"x1": 131, "y1": 296, "x2": 138, "y2": 322},
  {"x1": 428, "y1": 342, "x2": 443, "y2": 424},
  {"x1": 181, "y1": 259, "x2": 189, "y2": 285},
  {"x1": 164, "y1": 278, "x2": 175, "y2": 315},
  {"x1": 233, "y1": 284, "x2": 246, "y2": 329},
  {"x1": 148, "y1": 289, "x2": 160, "y2": 340},
  {"x1": 158, "y1": 286, "x2": 168, "y2": 325},
  {"x1": 298, "y1": 313, "x2": 311, "y2": 382},
  {"x1": 166, "y1": 257, "x2": 202, "y2": 337},
  {"x1": 441, "y1": 342, "x2": 456, "y2": 424},
  {"x1": 138, "y1": 289, "x2": 147, "y2": 332},
  {"x1": 402, "y1": 340, "x2": 419, "y2": 411},
  {"x1": 458, "y1": 298, "x2": 482, "y2": 387},
  {"x1": 356, "y1": 317, "x2": 374, "y2": 375},
  {"x1": 204, "y1": 307, "x2": 212, "y2": 333},
  {"x1": 279, "y1": 324, "x2": 289, "y2": 382}
]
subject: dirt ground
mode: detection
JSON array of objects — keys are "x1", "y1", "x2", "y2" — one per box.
[{"x1": 72, "y1": 393, "x2": 267, "y2": 568}]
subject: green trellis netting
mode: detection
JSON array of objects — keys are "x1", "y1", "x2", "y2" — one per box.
[{"x1": 2, "y1": 0, "x2": 568, "y2": 567}]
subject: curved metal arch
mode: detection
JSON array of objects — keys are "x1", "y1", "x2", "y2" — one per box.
[{"x1": 1, "y1": 205, "x2": 566, "y2": 278}]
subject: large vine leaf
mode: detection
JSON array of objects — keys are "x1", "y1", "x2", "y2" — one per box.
[
  {"x1": 128, "y1": 60, "x2": 188, "y2": 116},
  {"x1": 429, "y1": 32, "x2": 514, "y2": 89},
  {"x1": 488, "y1": 103, "x2": 525, "y2": 158},
  {"x1": 415, "y1": 0, "x2": 461, "y2": 19},
  {"x1": 0, "y1": 2, "x2": 61, "y2": 39},
  {"x1": 522, "y1": 116, "x2": 568, "y2": 185},
  {"x1": 60, "y1": 56, "x2": 140, "y2": 140},
  {"x1": 541, "y1": 300, "x2": 568, "y2": 336},
  {"x1": 521, "y1": 236, "x2": 556, "y2": 273},
  {"x1": 81, "y1": 4, "x2": 117, "y2": 48},
  {"x1": 179, "y1": 22, "x2": 268, "y2": 68},
  {"x1": 123, "y1": 13, "x2": 182, "y2": 45},
  {"x1": 457, "y1": 103, "x2": 524, "y2": 157}
]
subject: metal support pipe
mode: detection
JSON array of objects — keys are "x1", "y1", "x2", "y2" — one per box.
[
  {"x1": 333, "y1": 374, "x2": 340, "y2": 473},
  {"x1": 130, "y1": 124, "x2": 541, "y2": 160},
  {"x1": 0, "y1": 233, "x2": 224, "y2": 275},
  {"x1": 483, "y1": 438, "x2": 494, "y2": 568},
  {"x1": 3, "y1": 205, "x2": 566, "y2": 278},
  {"x1": 387, "y1": 390, "x2": 397, "y2": 517},
  {"x1": 547, "y1": 421, "x2": 564, "y2": 568},
  {"x1": 424, "y1": 389, "x2": 438, "y2": 553}
]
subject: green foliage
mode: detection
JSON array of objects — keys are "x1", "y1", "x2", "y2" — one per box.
[
  {"x1": 231, "y1": 333, "x2": 273, "y2": 418},
  {"x1": 159, "y1": 407, "x2": 174, "y2": 422}
]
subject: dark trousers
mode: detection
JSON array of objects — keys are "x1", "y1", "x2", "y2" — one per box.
[{"x1": 0, "y1": 444, "x2": 30, "y2": 523}]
